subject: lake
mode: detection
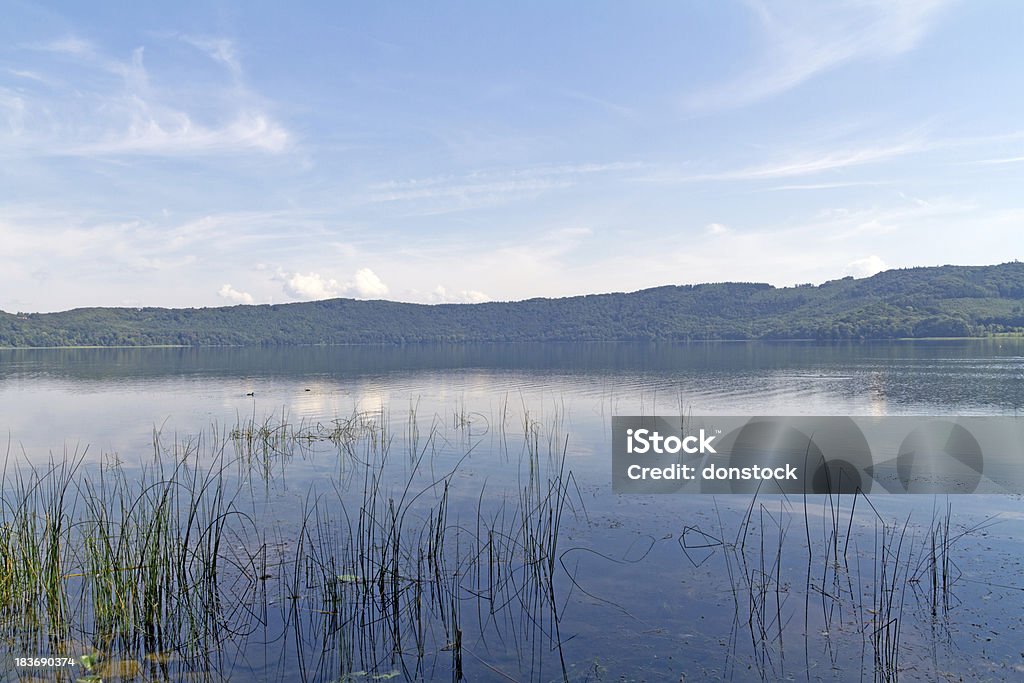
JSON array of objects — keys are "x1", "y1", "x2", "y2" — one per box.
[{"x1": 1, "y1": 341, "x2": 1023, "y2": 681}]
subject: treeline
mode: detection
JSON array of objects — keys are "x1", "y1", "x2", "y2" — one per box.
[{"x1": 4, "y1": 263, "x2": 1024, "y2": 347}]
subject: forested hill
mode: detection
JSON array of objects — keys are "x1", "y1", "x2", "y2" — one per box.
[{"x1": 4, "y1": 263, "x2": 1024, "y2": 347}]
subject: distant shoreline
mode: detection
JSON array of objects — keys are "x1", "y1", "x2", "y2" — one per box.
[
  {"x1": 5, "y1": 263, "x2": 1024, "y2": 346},
  {"x1": 2, "y1": 335, "x2": 1023, "y2": 351}
]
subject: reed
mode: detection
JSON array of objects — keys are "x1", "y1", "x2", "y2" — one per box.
[
  {"x1": 4, "y1": 401, "x2": 982, "y2": 682},
  {"x1": 680, "y1": 483, "x2": 983, "y2": 682},
  {"x1": 6, "y1": 402, "x2": 579, "y2": 680}
]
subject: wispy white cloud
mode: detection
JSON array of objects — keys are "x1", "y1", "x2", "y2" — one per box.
[
  {"x1": 812, "y1": 197, "x2": 975, "y2": 241},
  {"x1": 6, "y1": 33, "x2": 292, "y2": 157},
  {"x1": 724, "y1": 142, "x2": 923, "y2": 179},
  {"x1": 32, "y1": 36, "x2": 96, "y2": 57},
  {"x1": 634, "y1": 128, "x2": 1024, "y2": 187},
  {"x1": 0, "y1": 205, "x2": 324, "y2": 297},
  {"x1": 68, "y1": 111, "x2": 291, "y2": 156},
  {"x1": 637, "y1": 140, "x2": 926, "y2": 184},
  {"x1": 686, "y1": 0, "x2": 951, "y2": 111},
  {"x1": 554, "y1": 88, "x2": 637, "y2": 119},
  {"x1": 764, "y1": 180, "x2": 892, "y2": 192},
  {"x1": 367, "y1": 163, "x2": 643, "y2": 211},
  {"x1": 6, "y1": 69, "x2": 54, "y2": 84},
  {"x1": 0, "y1": 87, "x2": 26, "y2": 134},
  {"x1": 374, "y1": 162, "x2": 642, "y2": 192},
  {"x1": 972, "y1": 155, "x2": 1024, "y2": 165},
  {"x1": 178, "y1": 35, "x2": 242, "y2": 78},
  {"x1": 369, "y1": 177, "x2": 572, "y2": 204}
]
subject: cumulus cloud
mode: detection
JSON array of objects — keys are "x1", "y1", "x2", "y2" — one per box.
[
  {"x1": 846, "y1": 255, "x2": 887, "y2": 278},
  {"x1": 429, "y1": 285, "x2": 489, "y2": 304},
  {"x1": 217, "y1": 284, "x2": 253, "y2": 304},
  {"x1": 352, "y1": 268, "x2": 389, "y2": 298},
  {"x1": 283, "y1": 272, "x2": 342, "y2": 300},
  {"x1": 280, "y1": 267, "x2": 389, "y2": 301},
  {"x1": 706, "y1": 223, "x2": 730, "y2": 235}
]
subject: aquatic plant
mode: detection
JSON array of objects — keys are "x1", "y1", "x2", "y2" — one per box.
[{"x1": 0, "y1": 404, "x2": 581, "y2": 681}]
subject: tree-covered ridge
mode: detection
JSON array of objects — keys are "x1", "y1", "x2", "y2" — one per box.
[{"x1": 4, "y1": 263, "x2": 1024, "y2": 347}]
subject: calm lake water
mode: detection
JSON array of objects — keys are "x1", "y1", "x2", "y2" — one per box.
[{"x1": 1, "y1": 341, "x2": 1023, "y2": 681}]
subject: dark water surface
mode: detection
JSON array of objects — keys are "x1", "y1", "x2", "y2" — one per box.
[{"x1": 1, "y1": 341, "x2": 1023, "y2": 681}]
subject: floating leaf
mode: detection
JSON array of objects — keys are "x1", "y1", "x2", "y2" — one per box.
[{"x1": 78, "y1": 653, "x2": 100, "y2": 670}]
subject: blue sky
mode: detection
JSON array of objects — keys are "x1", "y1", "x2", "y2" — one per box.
[{"x1": 2, "y1": 1, "x2": 1023, "y2": 312}]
